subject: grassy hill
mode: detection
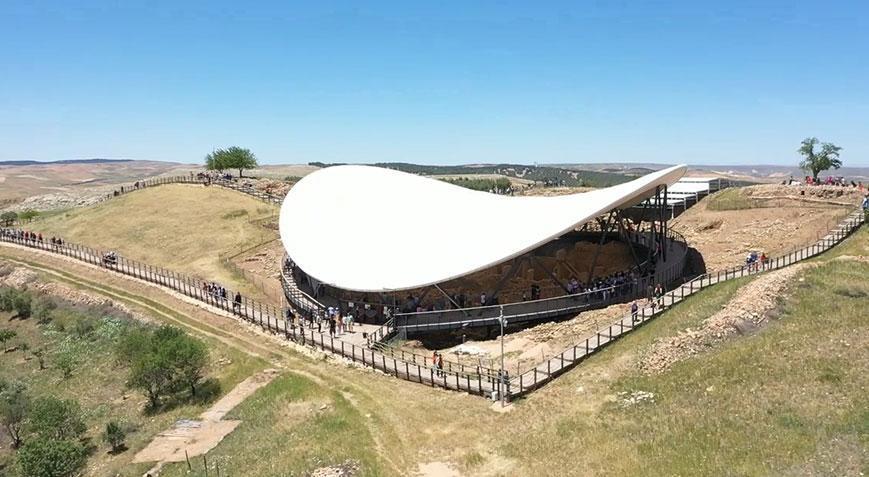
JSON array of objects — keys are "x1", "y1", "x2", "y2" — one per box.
[
  {"x1": 30, "y1": 184, "x2": 278, "y2": 299},
  {"x1": 5, "y1": 181, "x2": 866, "y2": 475},
  {"x1": 309, "y1": 162, "x2": 632, "y2": 187},
  {"x1": 150, "y1": 226, "x2": 868, "y2": 476},
  {"x1": 0, "y1": 283, "x2": 263, "y2": 476}
]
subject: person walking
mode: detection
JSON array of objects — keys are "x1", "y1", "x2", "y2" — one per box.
[
  {"x1": 653, "y1": 284, "x2": 663, "y2": 310},
  {"x1": 233, "y1": 292, "x2": 242, "y2": 314},
  {"x1": 329, "y1": 315, "x2": 336, "y2": 337},
  {"x1": 631, "y1": 301, "x2": 639, "y2": 323}
]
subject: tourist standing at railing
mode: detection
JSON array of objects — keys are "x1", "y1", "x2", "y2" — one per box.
[
  {"x1": 653, "y1": 284, "x2": 663, "y2": 310},
  {"x1": 233, "y1": 292, "x2": 242, "y2": 314}
]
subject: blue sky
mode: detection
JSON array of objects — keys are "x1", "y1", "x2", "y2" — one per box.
[{"x1": 2, "y1": 1, "x2": 867, "y2": 166}]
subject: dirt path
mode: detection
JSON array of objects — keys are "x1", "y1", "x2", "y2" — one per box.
[
  {"x1": 0, "y1": 244, "x2": 407, "y2": 475},
  {"x1": 134, "y1": 370, "x2": 280, "y2": 469},
  {"x1": 638, "y1": 263, "x2": 811, "y2": 373}
]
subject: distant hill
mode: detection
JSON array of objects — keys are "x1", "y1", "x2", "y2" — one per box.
[
  {"x1": 308, "y1": 161, "x2": 632, "y2": 187},
  {"x1": 0, "y1": 158, "x2": 136, "y2": 166}
]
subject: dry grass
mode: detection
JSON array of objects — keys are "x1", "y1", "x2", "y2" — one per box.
[
  {"x1": 153, "y1": 236, "x2": 868, "y2": 476},
  {"x1": 5, "y1": 187, "x2": 867, "y2": 476},
  {"x1": 31, "y1": 184, "x2": 279, "y2": 300},
  {"x1": 0, "y1": 287, "x2": 265, "y2": 476}
]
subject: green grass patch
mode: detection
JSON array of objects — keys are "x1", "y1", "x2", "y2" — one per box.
[
  {"x1": 0, "y1": 275, "x2": 265, "y2": 476},
  {"x1": 158, "y1": 374, "x2": 388, "y2": 476},
  {"x1": 499, "y1": 254, "x2": 868, "y2": 475},
  {"x1": 706, "y1": 188, "x2": 763, "y2": 211}
]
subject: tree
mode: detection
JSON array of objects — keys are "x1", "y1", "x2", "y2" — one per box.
[
  {"x1": 798, "y1": 137, "x2": 843, "y2": 182},
  {"x1": 115, "y1": 327, "x2": 148, "y2": 363},
  {"x1": 28, "y1": 397, "x2": 86, "y2": 441},
  {"x1": 128, "y1": 352, "x2": 173, "y2": 409},
  {"x1": 32, "y1": 297, "x2": 56, "y2": 324},
  {"x1": 13, "y1": 292, "x2": 32, "y2": 319},
  {"x1": 18, "y1": 210, "x2": 40, "y2": 222},
  {"x1": 0, "y1": 329, "x2": 16, "y2": 347},
  {"x1": 0, "y1": 211, "x2": 17, "y2": 227},
  {"x1": 205, "y1": 146, "x2": 258, "y2": 178},
  {"x1": 167, "y1": 335, "x2": 208, "y2": 396},
  {"x1": 120, "y1": 325, "x2": 210, "y2": 409},
  {"x1": 102, "y1": 421, "x2": 127, "y2": 453},
  {"x1": 17, "y1": 437, "x2": 86, "y2": 477},
  {"x1": 0, "y1": 288, "x2": 17, "y2": 312},
  {"x1": 0, "y1": 379, "x2": 29, "y2": 448}
]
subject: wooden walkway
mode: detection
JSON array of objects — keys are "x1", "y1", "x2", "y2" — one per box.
[
  {"x1": 4, "y1": 174, "x2": 864, "y2": 401},
  {"x1": 0, "y1": 231, "x2": 499, "y2": 397},
  {"x1": 508, "y1": 209, "x2": 866, "y2": 396}
]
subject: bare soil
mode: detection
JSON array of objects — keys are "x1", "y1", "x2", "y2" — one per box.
[
  {"x1": 638, "y1": 264, "x2": 810, "y2": 374},
  {"x1": 406, "y1": 302, "x2": 631, "y2": 375},
  {"x1": 672, "y1": 185, "x2": 858, "y2": 270},
  {"x1": 133, "y1": 369, "x2": 279, "y2": 465}
]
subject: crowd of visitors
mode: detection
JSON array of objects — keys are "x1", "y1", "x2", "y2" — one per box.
[
  {"x1": 786, "y1": 175, "x2": 865, "y2": 190},
  {"x1": 0, "y1": 229, "x2": 69, "y2": 251},
  {"x1": 102, "y1": 251, "x2": 118, "y2": 266},
  {"x1": 287, "y1": 305, "x2": 357, "y2": 339},
  {"x1": 744, "y1": 250, "x2": 769, "y2": 271}
]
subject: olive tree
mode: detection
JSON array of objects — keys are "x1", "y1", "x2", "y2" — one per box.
[
  {"x1": 798, "y1": 137, "x2": 842, "y2": 182},
  {"x1": 205, "y1": 146, "x2": 258, "y2": 178}
]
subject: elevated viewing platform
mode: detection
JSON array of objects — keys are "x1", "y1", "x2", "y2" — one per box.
[{"x1": 279, "y1": 165, "x2": 693, "y2": 338}]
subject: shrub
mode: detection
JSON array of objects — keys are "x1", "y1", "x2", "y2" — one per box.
[
  {"x1": 0, "y1": 211, "x2": 17, "y2": 226},
  {"x1": 17, "y1": 437, "x2": 86, "y2": 477},
  {"x1": 13, "y1": 293, "x2": 32, "y2": 319},
  {"x1": 0, "y1": 329, "x2": 16, "y2": 347},
  {"x1": 0, "y1": 287, "x2": 18, "y2": 312},
  {"x1": 32, "y1": 297, "x2": 57, "y2": 324},
  {"x1": 54, "y1": 352, "x2": 76, "y2": 379},
  {"x1": 121, "y1": 325, "x2": 210, "y2": 409},
  {"x1": 102, "y1": 421, "x2": 127, "y2": 453},
  {"x1": 18, "y1": 209, "x2": 40, "y2": 222},
  {"x1": 28, "y1": 397, "x2": 86, "y2": 441},
  {"x1": 0, "y1": 379, "x2": 29, "y2": 448}
]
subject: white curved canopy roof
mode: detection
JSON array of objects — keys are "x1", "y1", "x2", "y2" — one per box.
[{"x1": 279, "y1": 164, "x2": 686, "y2": 292}]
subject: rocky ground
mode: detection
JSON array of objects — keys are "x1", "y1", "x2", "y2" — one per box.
[
  {"x1": 406, "y1": 301, "x2": 634, "y2": 375},
  {"x1": 0, "y1": 262, "x2": 155, "y2": 323},
  {"x1": 637, "y1": 263, "x2": 809, "y2": 374},
  {"x1": 673, "y1": 184, "x2": 860, "y2": 270}
]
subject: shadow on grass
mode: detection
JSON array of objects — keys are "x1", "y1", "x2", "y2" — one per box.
[{"x1": 141, "y1": 378, "x2": 222, "y2": 416}]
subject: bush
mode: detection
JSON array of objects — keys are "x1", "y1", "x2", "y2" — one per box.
[
  {"x1": 0, "y1": 287, "x2": 18, "y2": 312},
  {"x1": 18, "y1": 210, "x2": 40, "y2": 222},
  {"x1": 120, "y1": 325, "x2": 209, "y2": 409},
  {"x1": 0, "y1": 211, "x2": 17, "y2": 226},
  {"x1": 102, "y1": 421, "x2": 127, "y2": 453},
  {"x1": 32, "y1": 297, "x2": 57, "y2": 324},
  {"x1": 28, "y1": 397, "x2": 86, "y2": 441},
  {"x1": 13, "y1": 293, "x2": 32, "y2": 319},
  {"x1": 54, "y1": 352, "x2": 76, "y2": 379},
  {"x1": 17, "y1": 437, "x2": 86, "y2": 477},
  {"x1": 0, "y1": 329, "x2": 16, "y2": 347},
  {"x1": 0, "y1": 379, "x2": 29, "y2": 448}
]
